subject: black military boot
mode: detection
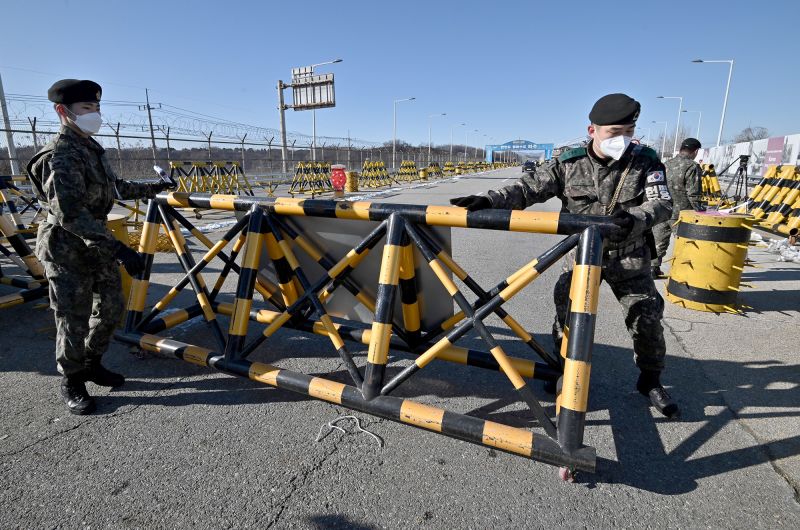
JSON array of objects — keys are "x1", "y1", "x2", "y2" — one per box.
[
  {"x1": 87, "y1": 361, "x2": 125, "y2": 388},
  {"x1": 60, "y1": 377, "x2": 96, "y2": 415},
  {"x1": 652, "y1": 266, "x2": 665, "y2": 279},
  {"x1": 637, "y1": 370, "x2": 680, "y2": 419}
]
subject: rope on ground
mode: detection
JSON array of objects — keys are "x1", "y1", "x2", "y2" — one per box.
[{"x1": 315, "y1": 415, "x2": 384, "y2": 448}]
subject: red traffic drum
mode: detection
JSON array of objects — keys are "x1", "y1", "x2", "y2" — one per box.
[{"x1": 331, "y1": 165, "x2": 347, "y2": 192}]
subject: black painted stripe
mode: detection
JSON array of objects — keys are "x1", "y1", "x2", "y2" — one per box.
[
  {"x1": 441, "y1": 410, "x2": 484, "y2": 443},
  {"x1": 667, "y1": 278, "x2": 737, "y2": 305},
  {"x1": 676, "y1": 222, "x2": 750, "y2": 243},
  {"x1": 466, "y1": 209, "x2": 511, "y2": 230},
  {"x1": 373, "y1": 283, "x2": 397, "y2": 324},
  {"x1": 557, "y1": 407, "x2": 586, "y2": 453},
  {"x1": 565, "y1": 312, "x2": 596, "y2": 363}
]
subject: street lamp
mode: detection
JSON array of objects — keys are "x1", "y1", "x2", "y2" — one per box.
[
  {"x1": 652, "y1": 120, "x2": 668, "y2": 159},
  {"x1": 692, "y1": 59, "x2": 734, "y2": 147},
  {"x1": 309, "y1": 58, "x2": 342, "y2": 161},
  {"x1": 682, "y1": 109, "x2": 702, "y2": 140},
  {"x1": 428, "y1": 113, "x2": 446, "y2": 165},
  {"x1": 657, "y1": 95, "x2": 683, "y2": 155},
  {"x1": 450, "y1": 122, "x2": 465, "y2": 161},
  {"x1": 393, "y1": 97, "x2": 416, "y2": 169}
]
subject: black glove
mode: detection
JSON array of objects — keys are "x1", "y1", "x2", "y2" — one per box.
[
  {"x1": 114, "y1": 242, "x2": 145, "y2": 277},
  {"x1": 608, "y1": 210, "x2": 635, "y2": 243},
  {"x1": 151, "y1": 181, "x2": 174, "y2": 194},
  {"x1": 449, "y1": 195, "x2": 492, "y2": 211}
]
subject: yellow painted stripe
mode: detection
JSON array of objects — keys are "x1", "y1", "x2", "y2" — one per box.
[
  {"x1": 570, "y1": 265, "x2": 601, "y2": 315},
  {"x1": 242, "y1": 232, "x2": 264, "y2": 269},
  {"x1": 415, "y1": 338, "x2": 452, "y2": 368},
  {"x1": 505, "y1": 258, "x2": 539, "y2": 286},
  {"x1": 367, "y1": 322, "x2": 392, "y2": 364},
  {"x1": 560, "y1": 358, "x2": 591, "y2": 413},
  {"x1": 490, "y1": 346, "x2": 526, "y2": 389},
  {"x1": 378, "y1": 245, "x2": 401, "y2": 285},
  {"x1": 400, "y1": 401, "x2": 444, "y2": 432},
  {"x1": 308, "y1": 377, "x2": 345, "y2": 404},
  {"x1": 183, "y1": 345, "x2": 211, "y2": 366},
  {"x1": 249, "y1": 362, "x2": 280, "y2": 385},
  {"x1": 140, "y1": 222, "x2": 160, "y2": 254},
  {"x1": 482, "y1": 421, "x2": 533, "y2": 457},
  {"x1": 319, "y1": 314, "x2": 346, "y2": 350},
  {"x1": 508, "y1": 211, "x2": 559, "y2": 234},
  {"x1": 440, "y1": 311, "x2": 465, "y2": 331},
  {"x1": 327, "y1": 248, "x2": 358, "y2": 279},
  {"x1": 209, "y1": 195, "x2": 236, "y2": 210},
  {"x1": 429, "y1": 259, "x2": 459, "y2": 295},
  {"x1": 335, "y1": 201, "x2": 372, "y2": 220},
  {"x1": 272, "y1": 197, "x2": 306, "y2": 216},
  {"x1": 263, "y1": 311, "x2": 292, "y2": 337},
  {"x1": 277, "y1": 240, "x2": 301, "y2": 270},
  {"x1": 127, "y1": 279, "x2": 150, "y2": 311},
  {"x1": 159, "y1": 309, "x2": 190, "y2": 330},
  {"x1": 399, "y1": 245, "x2": 416, "y2": 280},
  {"x1": 292, "y1": 234, "x2": 323, "y2": 261},
  {"x1": 402, "y1": 303, "x2": 421, "y2": 332},
  {"x1": 436, "y1": 345, "x2": 469, "y2": 365},
  {"x1": 436, "y1": 251, "x2": 468, "y2": 281},
  {"x1": 501, "y1": 315, "x2": 532, "y2": 342},
  {"x1": 425, "y1": 205, "x2": 468, "y2": 228},
  {"x1": 265, "y1": 233, "x2": 283, "y2": 260},
  {"x1": 498, "y1": 267, "x2": 541, "y2": 301},
  {"x1": 230, "y1": 298, "x2": 254, "y2": 336}
]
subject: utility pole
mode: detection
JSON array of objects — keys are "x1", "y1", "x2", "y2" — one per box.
[
  {"x1": 140, "y1": 88, "x2": 159, "y2": 163},
  {"x1": 277, "y1": 80, "x2": 289, "y2": 174},
  {"x1": 0, "y1": 71, "x2": 20, "y2": 174}
]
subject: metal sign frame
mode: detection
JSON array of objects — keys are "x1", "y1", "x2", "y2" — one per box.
[{"x1": 291, "y1": 67, "x2": 336, "y2": 111}]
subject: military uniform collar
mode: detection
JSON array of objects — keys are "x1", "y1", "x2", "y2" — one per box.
[{"x1": 60, "y1": 124, "x2": 105, "y2": 153}]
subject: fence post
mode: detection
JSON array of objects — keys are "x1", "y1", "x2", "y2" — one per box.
[{"x1": 27, "y1": 117, "x2": 39, "y2": 152}]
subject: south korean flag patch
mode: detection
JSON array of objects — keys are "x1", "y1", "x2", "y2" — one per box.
[{"x1": 645, "y1": 170, "x2": 671, "y2": 201}]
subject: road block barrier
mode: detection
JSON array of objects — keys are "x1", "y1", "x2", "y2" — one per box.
[
  {"x1": 701, "y1": 164, "x2": 723, "y2": 206},
  {"x1": 0, "y1": 184, "x2": 47, "y2": 310},
  {"x1": 443, "y1": 161, "x2": 456, "y2": 175},
  {"x1": 666, "y1": 211, "x2": 754, "y2": 313},
  {"x1": 426, "y1": 162, "x2": 444, "y2": 179},
  {"x1": 171, "y1": 161, "x2": 253, "y2": 195},
  {"x1": 359, "y1": 161, "x2": 392, "y2": 188},
  {"x1": 115, "y1": 191, "x2": 620, "y2": 477},
  {"x1": 395, "y1": 160, "x2": 419, "y2": 182},
  {"x1": 289, "y1": 162, "x2": 333, "y2": 196}
]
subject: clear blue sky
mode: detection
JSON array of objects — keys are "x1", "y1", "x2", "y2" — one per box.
[{"x1": 2, "y1": 0, "x2": 798, "y2": 148}]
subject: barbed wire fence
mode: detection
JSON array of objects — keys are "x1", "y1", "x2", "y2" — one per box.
[{"x1": 0, "y1": 93, "x2": 480, "y2": 181}]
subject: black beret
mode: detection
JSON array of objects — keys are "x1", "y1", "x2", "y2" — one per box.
[
  {"x1": 47, "y1": 79, "x2": 102, "y2": 104},
  {"x1": 589, "y1": 93, "x2": 640, "y2": 125},
  {"x1": 680, "y1": 137, "x2": 702, "y2": 150}
]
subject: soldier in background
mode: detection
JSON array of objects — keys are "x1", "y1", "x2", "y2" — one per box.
[
  {"x1": 450, "y1": 93, "x2": 680, "y2": 419},
  {"x1": 651, "y1": 138, "x2": 705, "y2": 278},
  {"x1": 27, "y1": 79, "x2": 172, "y2": 415}
]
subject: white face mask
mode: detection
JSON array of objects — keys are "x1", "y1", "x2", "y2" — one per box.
[
  {"x1": 598, "y1": 135, "x2": 632, "y2": 160},
  {"x1": 67, "y1": 109, "x2": 103, "y2": 135}
]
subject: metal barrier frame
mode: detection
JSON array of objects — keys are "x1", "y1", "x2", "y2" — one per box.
[{"x1": 116, "y1": 192, "x2": 609, "y2": 474}]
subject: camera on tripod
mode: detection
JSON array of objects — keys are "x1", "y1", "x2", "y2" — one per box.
[{"x1": 738, "y1": 154, "x2": 750, "y2": 167}]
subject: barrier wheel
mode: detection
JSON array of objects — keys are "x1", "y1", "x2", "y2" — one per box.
[
  {"x1": 558, "y1": 466, "x2": 576, "y2": 482},
  {"x1": 194, "y1": 209, "x2": 203, "y2": 220}
]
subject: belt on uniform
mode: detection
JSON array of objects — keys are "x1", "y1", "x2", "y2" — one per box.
[{"x1": 604, "y1": 238, "x2": 645, "y2": 259}]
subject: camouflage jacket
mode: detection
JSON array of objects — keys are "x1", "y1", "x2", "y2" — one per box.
[
  {"x1": 486, "y1": 142, "x2": 673, "y2": 248},
  {"x1": 26, "y1": 125, "x2": 158, "y2": 263},
  {"x1": 664, "y1": 153, "x2": 704, "y2": 220}
]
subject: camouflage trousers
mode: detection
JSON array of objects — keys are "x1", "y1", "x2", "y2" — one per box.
[
  {"x1": 651, "y1": 219, "x2": 674, "y2": 268},
  {"x1": 552, "y1": 245, "x2": 666, "y2": 373},
  {"x1": 43, "y1": 257, "x2": 125, "y2": 379}
]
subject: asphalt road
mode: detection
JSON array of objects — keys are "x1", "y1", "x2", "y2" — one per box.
[{"x1": 1, "y1": 167, "x2": 799, "y2": 528}]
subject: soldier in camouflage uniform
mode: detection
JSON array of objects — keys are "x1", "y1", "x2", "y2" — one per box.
[
  {"x1": 451, "y1": 93, "x2": 680, "y2": 418},
  {"x1": 651, "y1": 138, "x2": 705, "y2": 277},
  {"x1": 26, "y1": 80, "x2": 172, "y2": 415}
]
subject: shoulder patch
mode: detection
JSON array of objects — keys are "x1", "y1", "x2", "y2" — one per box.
[{"x1": 558, "y1": 147, "x2": 587, "y2": 162}]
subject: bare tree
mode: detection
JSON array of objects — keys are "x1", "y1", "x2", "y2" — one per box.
[{"x1": 733, "y1": 126, "x2": 769, "y2": 143}]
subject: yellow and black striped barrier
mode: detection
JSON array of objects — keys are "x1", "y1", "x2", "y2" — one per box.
[
  {"x1": 116, "y1": 192, "x2": 623, "y2": 477},
  {"x1": 666, "y1": 211, "x2": 754, "y2": 313}
]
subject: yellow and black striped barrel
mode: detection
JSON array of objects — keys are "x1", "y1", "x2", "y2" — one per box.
[{"x1": 666, "y1": 211, "x2": 754, "y2": 313}]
